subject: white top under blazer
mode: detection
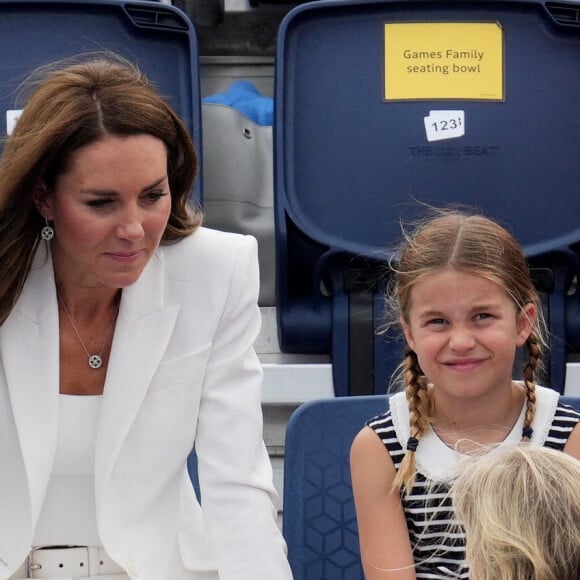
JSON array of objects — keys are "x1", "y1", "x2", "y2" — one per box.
[{"x1": 33, "y1": 395, "x2": 102, "y2": 547}]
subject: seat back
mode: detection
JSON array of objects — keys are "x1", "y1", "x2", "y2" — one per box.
[
  {"x1": 0, "y1": 0, "x2": 202, "y2": 199},
  {"x1": 274, "y1": 0, "x2": 580, "y2": 395},
  {"x1": 283, "y1": 395, "x2": 389, "y2": 580},
  {"x1": 283, "y1": 395, "x2": 580, "y2": 579}
]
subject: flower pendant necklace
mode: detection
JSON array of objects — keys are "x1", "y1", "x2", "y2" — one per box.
[{"x1": 57, "y1": 292, "x2": 119, "y2": 369}]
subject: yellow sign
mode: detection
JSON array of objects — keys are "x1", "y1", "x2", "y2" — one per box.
[{"x1": 384, "y1": 22, "x2": 504, "y2": 101}]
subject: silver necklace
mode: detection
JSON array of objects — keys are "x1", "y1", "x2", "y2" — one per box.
[{"x1": 57, "y1": 292, "x2": 119, "y2": 369}]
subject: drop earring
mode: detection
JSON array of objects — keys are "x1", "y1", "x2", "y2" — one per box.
[{"x1": 41, "y1": 217, "x2": 54, "y2": 240}]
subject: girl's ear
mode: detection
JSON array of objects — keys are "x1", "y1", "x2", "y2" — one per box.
[
  {"x1": 400, "y1": 316, "x2": 416, "y2": 351},
  {"x1": 32, "y1": 182, "x2": 54, "y2": 219},
  {"x1": 516, "y1": 303, "x2": 536, "y2": 346}
]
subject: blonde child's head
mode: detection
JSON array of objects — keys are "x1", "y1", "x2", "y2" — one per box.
[{"x1": 451, "y1": 444, "x2": 580, "y2": 580}]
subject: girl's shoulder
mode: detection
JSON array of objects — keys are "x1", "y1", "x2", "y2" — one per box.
[
  {"x1": 365, "y1": 391, "x2": 406, "y2": 431},
  {"x1": 555, "y1": 401, "x2": 580, "y2": 423},
  {"x1": 532, "y1": 385, "x2": 575, "y2": 423},
  {"x1": 555, "y1": 396, "x2": 580, "y2": 419},
  {"x1": 365, "y1": 392, "x2": 408, "y2": 460},
  {"x1": 530, "y1": 385, "x2": 579, "y2": 449}
]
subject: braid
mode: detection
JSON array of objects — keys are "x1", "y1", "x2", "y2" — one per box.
[
  {"x1": 393, "y1": 349, "x2": 432, "y2": 495},
  {"x1": 521, "y1": 329, "x2": 540, "y2": 441}
]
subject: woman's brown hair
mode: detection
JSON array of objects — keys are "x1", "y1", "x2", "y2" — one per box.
[{"x1": 0, "y1": 53, "x2": 202, "y2": 325}]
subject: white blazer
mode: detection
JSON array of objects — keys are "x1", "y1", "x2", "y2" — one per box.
[{"x1": 0, "y1": 227, "x2": 292, "y2": 580}]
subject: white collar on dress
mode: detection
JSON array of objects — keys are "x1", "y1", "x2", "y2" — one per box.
[{"x1": 390, "y1": 385, "x2": 559, "y2": 482}]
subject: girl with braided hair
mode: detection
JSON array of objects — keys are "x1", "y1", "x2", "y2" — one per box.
[{"x1": 350, "y1": 210, "x2": 580, "y2": 579}]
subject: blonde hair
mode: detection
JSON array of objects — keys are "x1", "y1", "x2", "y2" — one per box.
[
  {"x1": 0, "y1": 53, "x2": 202, "y2": 326},
  {"x1": 451, "y1": 444, "x2": 580, "y2": 580},
  {"x1": 388, "y1": 210, "x2": 547, "y2": 492}
]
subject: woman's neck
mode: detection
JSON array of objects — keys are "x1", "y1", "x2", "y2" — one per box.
[{"x1": 55, "y1": 284, "x2": 121, "y2": 321}]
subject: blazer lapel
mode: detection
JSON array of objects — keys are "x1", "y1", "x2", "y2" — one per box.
[
  {"x1": 0, "y1": 245, "x2": 179, "y2": 549},
  {"x1": 0, "y1": 244, "x2": 60, "y2": 528},
  {"x1": 95, "y1": 250, "x2": 179, "y2": 500}
]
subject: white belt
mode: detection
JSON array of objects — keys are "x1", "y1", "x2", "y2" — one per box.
[{"x1": 11, "y1": 546, "x2": 128, "y2": 579}]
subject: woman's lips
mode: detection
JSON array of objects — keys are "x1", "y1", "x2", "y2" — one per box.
[{"x1": 106, "y1": 250, "x2": 142, "y2": 263}]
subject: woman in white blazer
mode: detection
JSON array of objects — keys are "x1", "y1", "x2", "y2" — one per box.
[{"x1": 0, "y1": 54, "x2": 292, "y2": 580}]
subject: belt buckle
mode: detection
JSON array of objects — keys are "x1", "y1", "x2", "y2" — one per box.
[
  {"x1": 27, "y1": 546, "x2": 90, "y2": 578},
  {"x1": 26, "y1": 546, "x2": 43, "y2": 578}
]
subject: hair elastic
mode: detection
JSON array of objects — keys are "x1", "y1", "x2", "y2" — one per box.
[
  {"x1": 406, "y1": 437, "x2": 419, "y2": 452},
  {"x1": 522, "y1": 426, "x2": 533, "y2": 439}
]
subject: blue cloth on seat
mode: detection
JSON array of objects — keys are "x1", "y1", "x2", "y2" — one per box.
[{"x1": 202, "y1": 80, "x2": 273, "y2": 126}]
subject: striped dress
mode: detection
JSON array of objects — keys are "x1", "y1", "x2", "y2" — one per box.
[{"x1": 366, "y1": 386, "x2": 580, "y2": 579}]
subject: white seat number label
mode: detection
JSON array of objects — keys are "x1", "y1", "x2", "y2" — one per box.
[
  {"x1": 6, "y1": 110, "x2": 22, "y2": 135},
  {"x1": 424, "y1": 110, "x2": 465, "y2": 142}
]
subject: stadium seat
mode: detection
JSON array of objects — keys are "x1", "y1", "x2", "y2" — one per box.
[
  {"x1": 0, "y1": 0, "x2": 202, "y2": 199},
  {"x1": 282, "y1": 394, "x2": 580, "y2": 580},
  {"x1": 274, "y1": 0, "x2": 580, "y2": 396},
  {"x1": 283, "y1": 395, "x2": 388, "y2": 580}
]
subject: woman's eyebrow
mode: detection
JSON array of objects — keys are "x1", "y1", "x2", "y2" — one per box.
[{"x1": 79, "y1": 176, "x2": 167, "y2": 196}]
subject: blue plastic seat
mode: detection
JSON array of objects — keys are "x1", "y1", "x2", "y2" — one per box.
[
  {"x1": 274, "y1": 0, "x2": 580, "y2": 396},
  {"x1": 282, "y1": 394, "x2": 580, "y2": 579},
  {"x1": 0, "y1": 0, "x2": 202, "y2": 199}
]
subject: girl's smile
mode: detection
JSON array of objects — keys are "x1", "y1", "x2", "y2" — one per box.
[{"x1": 442, "y1": 358, "x2": 487, "y2": 372}]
